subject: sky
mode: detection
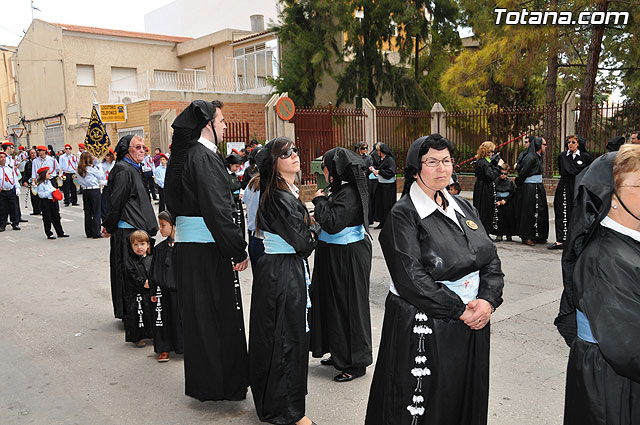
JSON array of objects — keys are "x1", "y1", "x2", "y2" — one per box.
[{"x1": 0, "y1": 0, "x2": 176, "y2": 46}]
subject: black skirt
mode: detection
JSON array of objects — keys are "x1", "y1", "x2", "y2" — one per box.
[
  {"x1": 515, "y1": 183, "x2": 549, "y2": 242},
  {"x1": 123, "y1": 290, "x2": 154, "y2": 343},
  {"x1": 110, "y1": 228, "x2": 134, "y2": 319},
  {"x1": 374, "y1": 182, "x2": 397, "y2": 226},
  {"x1": 310, "y1": 238, "x2": 373, "y2": 371},
  {"x1": 152, "y1": 287, "x2": 184, "y2": 354},
  {"x1": 366, "y1": 293, "x2": 490, "y2": 425}
]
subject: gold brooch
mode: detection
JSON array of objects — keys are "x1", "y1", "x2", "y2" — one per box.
[{"x1": 465, "y1": 220, "x2": 478, "y2": 230}]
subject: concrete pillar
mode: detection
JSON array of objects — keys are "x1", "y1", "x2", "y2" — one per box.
[
  {"x1": 430, "y1": 102, "x2": 446, "y2": 136},
  {"x1": 362, "y1": 97, "x2": 376, "y2": 144},
  {"x1": 264, "y1": 92, "x2": 296, "y2": 142}
]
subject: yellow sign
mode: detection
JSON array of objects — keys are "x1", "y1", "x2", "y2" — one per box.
[{"x1": 99, "y1": 104, "x2": 127, "y2": 123}]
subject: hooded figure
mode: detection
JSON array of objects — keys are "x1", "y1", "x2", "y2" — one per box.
[
  {"x1": 164, "y1": 100, "x2": 249, "y2": 402},
  {"x1": 606, "y1": 135, "x2": 625, "y2": 152},
  {"x1": 249, "y1": 137, "x2": 320, "y2": 425},
  {"x1": 310, "y1": 147, "x2": 373, "y2": 382},
  {"x1": 514, "y1": 137, "x2": 549, "y2": 245},
  {"x1": 550, "y1": 136, "x2": 593, "y2": 249},
  {"x1": 103, "y1": 134, "x2": 158, "y2": 319},
  {"x1": 371, "y1": 143, "x2": 397, "y2": 228},
  {"x1": 366, "y1": 134, "x2": 504, "y2": 425},
  {"x1": 225, "y1": 152, "x2": 246, "y2": 237},
  {"x1": 241, "y1": 144, "x2": 262, "y2": 189}
]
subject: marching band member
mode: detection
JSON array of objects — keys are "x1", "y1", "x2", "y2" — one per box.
[
  {"x1": 32, "y1": 146, "x2": 61, "y2": 186},
  {"x1": 0, "y1": 150, "x2": 21, "y2": 231},
  {"x1": 154, "y1": 153, "x2": 168, "y2": 212},
  {"x1": 78, "y1": 143, "x2": 86, "y2": 155},
  {"x1": 59, "y1": 144, "x2": 79, "y2": 206},
  {"x1": 1, "y1": 141, "x2": 26, "y2": 224},
  {"x1": 36, "y1": 166, "x2": 68, "y2": 239},
  {"x1": 142, "y1": 147, "x2": 157, "y2": 201},
  {"x1": 76, "y1": 152, "x2": 106, "y2": 238}
]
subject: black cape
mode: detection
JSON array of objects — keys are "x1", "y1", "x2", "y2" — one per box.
[
  {"x1": 373, "y1": 155, "x2": 397, "y2": 226},
  {"x1": 227, "y1": 170, "x2": 246, "y2": 238},
  {"x1": 563, "y1": 224, "x2": 640, "y2": 425},
  {"x1": 365, "y1": 191, "x2": 504, "y2": 425},
  {"x1": 310, "y1": 183, "x2": 373, "y2": 372},
  {"x1": 494, "y1": 177, "x2": 516, "y2": 237},
  {"x1": 473, "y1": 158, "x2": 501, "y2": 235},
  {"x1": 166, "y1": 142, "x2": 249, "y2": 401},
  {"x1": 123, "y1": 252, "x2": 154, "y2": 343},
  {"x1": 553, "y1": 150, "x2": 592, "y2": 243},
  {"x1": 515, "y1": 141, "x2": 548, "y2": 242},
  {"x1": 249, "y1": 189, "x2": 318, "y2": 424}
]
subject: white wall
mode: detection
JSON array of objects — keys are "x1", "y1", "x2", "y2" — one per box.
[{"x1": 144, "y1": 0, "x2": 280, "y2": 38}]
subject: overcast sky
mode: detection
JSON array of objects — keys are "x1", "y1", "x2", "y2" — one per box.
[{"x1": 1, "y1": 0, "x2": 176, "y2": 46}]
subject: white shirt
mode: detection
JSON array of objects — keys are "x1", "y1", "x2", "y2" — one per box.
[
  {"x1": 1, "y1": 164, "x2": 19, "y2": 190},
  {"x1": 409, "y1": 182, "x2": 465, "y2": 229},
  {"x1": 142, "y1": 155, "x2": 155, "y2": 172},
  {"x1": 197, "y1": 136, "x2": 218, "y2": 153},
  {"x1": 154, "y1": 164, "x2": 166, "y2": 189},
  {"x1": 566, "y1": 149, "x2": 581, "y2": 160},
  {"x1": 31, "y1": 156, "x2": 60, "y2": 179},
  {"x1": 601, "y1": 216, "x2": 640, "y2": 243},
  {"x1": 59, "y1": 153, "x2": 79, "y2": 173}
]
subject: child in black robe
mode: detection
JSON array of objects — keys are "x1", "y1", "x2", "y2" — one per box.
[
  {"x1": 124, "y1": 230, "x2": 154, "y2": 346},
  {"x1": 494, "y1": 163, "x2": 516, "y2": 241},
  {"x1": 149, "y1": 211, "x2": 183, "y2": 361}
]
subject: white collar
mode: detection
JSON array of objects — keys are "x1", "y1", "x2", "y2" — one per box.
[
  {"x1": 566, "y1": 149, "x2": 580, "y2": 157},
  {"x1": 601, "y1": 216, "x2": 640, "y2": 242},
  {"x1": 409, "y1": 182, "x2": 465, "y2": 219},
  {"x1": 226, "y1": 168, "x2": 234, "y2": 175},
  {"x1": 197, "y1": 136, "x2": 218, "y2": 153},
  {"x1": 286, "y1": 180, "x2": 300, "y2": 199}
]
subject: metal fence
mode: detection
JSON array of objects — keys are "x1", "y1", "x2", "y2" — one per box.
[
  {"x1": 573, "y1": 102, "x2": 640, "y2": 157},
  {"x1": 291, "y1": 105, "x2": 366, "y2": 183},
  {"x1": 376, "y1": 107, "x2": 432, "y2": 173},
  {"x1": 220, "y1": 121, "x2": 250, "y2": 154}
]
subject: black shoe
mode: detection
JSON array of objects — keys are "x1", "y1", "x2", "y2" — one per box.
[
  {"x1": 48, "y1": 235, "x2": 56, "y2": 239},
  {"x1": 320, "y1": 357, "x2": 334, "y2": 366},
  {"x1": 64, "y1": 203, "x2": 70, "y2": 207},
  {"x1": 506, "y1": 236, "x2": 513, "y2": 242},
  {"x1": 12, "y1": 225, "x2": 20, "y2": 230},
  {"x1": 494, "y1": 236, "x2": 503, "y2": 242},
  {"x1": 19, "y1": 219, "x2": 28, "y2": 223},
  {"x1": 92, "y1": 236, "x2": 102, "y2": 239},
  {"x1": 547, "y1": 242, "x2": 563, "y2": 250},
  {"x1": 58, "y1": 234, "x2": 70, "y2": 238},
  {"x1": 334, "y1": 369, "x2": 366, "y2": 382}
]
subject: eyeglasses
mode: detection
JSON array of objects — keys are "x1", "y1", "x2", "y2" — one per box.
[
  {"x1": 567, "y1": 140, "x2": 578, "y2": 144},
  {"x1": 501, "y1": 172, "x2": 509, "y2": 175},
  {"x1": 360, "y1": 146, "x2": 368, "y2": 151},
  {"x1": 279, "y1": 146, "x2": 299, "y2": 159},
  {"x1": 131, "y1": 145, "x2": 146, "y2": 151},
  {"x1": 422, "y1": 157, "x2": 453, "y2": 167},
  {"x1": 64, "y1": 147, "x2": 71, "y2": 150}
]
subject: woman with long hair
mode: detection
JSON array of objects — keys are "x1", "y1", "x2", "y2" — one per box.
[
  {"x1": 77, "y1": 152, "x2": 106, "y2": 238},
  {"x1": 473, "y1": 141, "x2": 502, "y2": 236},
  {"x1": 249, "y1": 137, "x2": 319, "y2": 425}
]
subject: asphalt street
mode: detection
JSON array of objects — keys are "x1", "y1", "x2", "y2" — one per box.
[{"x1": 0, "y1": 193, "x2": 569, "y2": 425}]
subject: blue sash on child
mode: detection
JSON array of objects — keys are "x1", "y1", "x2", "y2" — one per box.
[{"x1": 318, "y1": 225, "x2": 365, "y2": 245}]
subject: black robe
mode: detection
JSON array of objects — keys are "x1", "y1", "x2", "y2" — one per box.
[
  {"x1": 149, "y1": 238, "x2": 183, "y2": 354},
  {"x1": 104, "y1": 160, "x2": 158, "y2": 319},
  {"x1": 494, "y1": 177, "x2": 516, "y2": 237},
  {"x1": 553, "y1": 151, "x2": 592, "y2": 243},
  {"x1": 310, "y1": 184, "x2": 373, "y2": 372},
  {"x1": 249, "y1": 189, "x2": 318, "y2": 425},
  {"x1": 564, "y1": 223, "x2": 640, "y2": 425},
  {"x1": 369, "y1": 151, "x2": 380, "y2": 222},
  {"x1": 124, "y1": 252, "x2": 154, "y2": 343},
  {"x1": 473, "y1": 158, "x2": 501, "y2": 235},
  {"x1": 373, "y1": 156, "x2": 397, "y2": 226},
  {"x1": 366, "y1": 191, "x2": 504, "y2": 425},
  {"x1": 227, "y1": 170, "x2": 246, "y2": 238},
  {"x1": 165, "y1": 142, "x2": 249, "y2": 402},
  {"x1": 515, "y1": 152, "x2": 548, "y2": 242}
]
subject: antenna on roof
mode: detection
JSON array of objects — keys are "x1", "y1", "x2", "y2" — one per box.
[{"x1": 31, "y1": 0, "x2": 41, "y2": 21}]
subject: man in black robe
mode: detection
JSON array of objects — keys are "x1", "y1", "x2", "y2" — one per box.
[
  {"x1": 165, "y1": 100, "x2": 249, "y2": 402},
  {"x1": 102, "y1": 135, "x2": 158, "y2": 319},
  {"x1": 514, "y1": 137, "x2": 549, "y2": 245}
]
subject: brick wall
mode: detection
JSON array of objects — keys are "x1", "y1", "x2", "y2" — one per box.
[{"x1": 149, "y1": 100, "x2": 266, "y2": 142}]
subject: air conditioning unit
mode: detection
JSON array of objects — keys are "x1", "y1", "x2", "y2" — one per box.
[{"x1": 122, "y1": 97, "x2": 133, "y2": 105}]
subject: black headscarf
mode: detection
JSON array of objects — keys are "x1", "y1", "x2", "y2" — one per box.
[
  {"x1": 255, "y1": 139, "x2": 277, "y2": 193},
  {"x1": 378, "y1": 143, "x2": 394, "y2": 158},
  {"x1": 225, "y1": 153, "x2": 244, "y2": 166},
  {"x1": 248, "y1": 145, "x2": 262, "y2": 165},
  {"x1": 323, "y1": 147, "x2": 370, "y2": 234},
  {"x1": 115, "y1": 135, "x2": 134, "y2": 161},
  {"x1": 576, "y1": 135, "x2": 588, "y2": 153},
  {"x1": 606, "y1": 135, "x2": 625, "y2": 152},
  {"x1": 403, "y1": 134, "x2": 454, "y2": 207}
]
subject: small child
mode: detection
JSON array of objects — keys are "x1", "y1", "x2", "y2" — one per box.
[
  {"x1": 124, "y1": 230, "x2": 154, "y2": 347},
  {"x1": 447, "y1": 182, "x2": 462, "y2": 197},
  {"x1": 36, "y1": 166, "x2": 68, "y2": 239},
  {"x1": 494, "y1": 163, "x2": 516, "y2": 241},
  {"x1": 149, "y1": 211, "x2": 183, "y2": 361}
]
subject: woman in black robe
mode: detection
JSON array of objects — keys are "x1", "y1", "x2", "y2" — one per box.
[
  {"x1": 165, "y1": 100, "x2": 249, "y2": 402},
  {"x1": 549, "y1": 135, "x2": 592, "y2": 249},
  {"x1": 472, "y1": 141, "x2": 501, "y2": 235},
  {"x1": 249, "y1": 137, "x2": 319, "y2": 425},
  {"x1": 371, "y1": 143, "x2": 397, "y2": 229},
  {"x1": 365, "y1": 142, "x2": 379, "y2": 225},
  {"x1": 494, "y1": 164, "x2": 516, "y2": 241},
  {"x1": 103, "y1": 135, "x2": 158, "y2": 319},
  {"x1": 365, "y1": 134, "x2": 504, "y2": 425},
  {"x1": 310, "y1": 147, "x2": 373, "y2": 382},
  {"x1": 226, "y1": 152, "x2": 246, "y2": 238},
  {"x1": 514, "y1": 137, "x2": 549, "y2": 245},
  {"x1": 562, "y1": 144, "x2": 640, "y2": 425}
]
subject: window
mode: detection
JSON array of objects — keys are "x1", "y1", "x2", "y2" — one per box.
[
  {"x1": 111, "y1": 67, "x2": 137, "y2": 93},
  {"x1": 233, "y1": 41, "x2": 278, "y2": 92},
  {"x1": 117, "y1": 127, "x2": 144, "y2": 140},
  {"x1": 76, "y1": 64, "x2": 95, "y2": 86},
  {"x1": 390, "y1": 20, "x2": 398, "y2": 37}
]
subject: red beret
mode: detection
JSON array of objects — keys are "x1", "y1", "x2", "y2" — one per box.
[
  {"x1": 37, "y1": 166, "x2": 49, "y2": 174},
  {"x1": 109, "y1": 148, "x2": 114, "y2": 154},
  {"x1": 78, "y1": 143, "x2": 85, "y2": 149},
  {"x1": 158, "y1": 153, "x2": 169, "y2": 160},
  {"x1": 2, "y1": 141, "x2": 14, "y2": 147},
  {"x1": 0, "y1": 151, "x2": 7, "y2": 157},
  {"x1": 36, "y1": 145, "x2": 47, "y2": 151},
  {"x1": 18, "y1": 146, "x2": 24, "y2": 150},
  {"x1": 64, "y1": 144, "x2": 72, "y2": 149}
]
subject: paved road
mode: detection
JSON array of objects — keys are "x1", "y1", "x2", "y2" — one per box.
[{"x1": 1, "y1": 196, "x2": 568, "y2": 425}]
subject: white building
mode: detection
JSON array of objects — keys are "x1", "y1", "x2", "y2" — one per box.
[{"x1": 144, "y1": 0, "x2": 280, "y2": 38}]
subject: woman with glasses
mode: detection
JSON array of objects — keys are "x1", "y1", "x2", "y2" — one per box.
[
  {"x1": 365, "y1": 134, "x2": 504, "y2": 425},
  {"x1": 514, "y1": 137, "x2": 549, "y2": 246},
  {"x1": 356, "y1": 142, "x2": 376, "y2": 225},
  {"x1": 561, "y1": 144, "x2": 640, "y2": 424},
  {"x1": 473, "y1": 141, "x2": 502, "y2": 236},
  {"x1": 310, "y1": 147, "x2": 373, "y2": 383},
  {"x1": 370, "y1": 143, "x2": 397, "y2": 229},
  {"x1": 549, "y1": 135, "x2": 592, "y2": 250},
  {"x1": 249, "y1": 138, "x2": 319, "y2": 425}
]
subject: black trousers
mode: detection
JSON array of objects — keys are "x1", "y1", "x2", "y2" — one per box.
[
  {"x1": 143, "y1": 171, "x2": 156, "y2": 199},
  {"x1": 40, "y1": 198, "x2": 64, "y2": 237},
  {"x1": 82, "y1": 188, "x2": 101, "y2": 237},
  {"x1": 30, "y1": 189, "x2": 41, "y2": 214},
  {"x1": 0, "y1": 188, "x2": 19, "y2": 228},
  {"x1": 100, "y1": 187, "x2": 108, "y2": 220},
  {"x1": 62, "y1": 172, "x2": 77, "y2": 205},
  {"x1": 157, "y1": 186, "x2": 165, "y2": 212}
]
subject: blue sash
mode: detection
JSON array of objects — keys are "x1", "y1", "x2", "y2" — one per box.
[
  {"x1": 576, "y1": 310, "x2": 598, "y2": 343},
  {"x1": 524, "y1": 174, "x2": 543, "y2": 184},
  {"x1": 175, "y1": 216, "x2": 215, "y2": 243},
  {"x1": 263, "y1": 231, "x2": 312, "y2": 332},
  {"x1": 233, "y1": 190, "x2": 241, "y2": 195},
  {"x1": 377, "y1": 174, "x2": 397, "y2": 184},
  {"x1": 368, "y1": 173, "x2": 377, "y2": 180},
  {"x1": 318, "y1": 225, "x2": 365, "y2": 245},
  {"x1": 496, "y1": 191, "x2": 510, "y2": 198},
  {"x1": 118, "y1": 220, "x2": 134, "y2": 229},
  {"x1": 437, "y1": 271, "x2": 480, "y2": 304}
]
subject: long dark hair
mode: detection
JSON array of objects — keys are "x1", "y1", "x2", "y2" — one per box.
[
  {"x1": 77, "y1": 152, "x2": 93, "y2": 177},
  {"x1": 37, "y1": 169, "x2": 49, "y2": 184}
]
